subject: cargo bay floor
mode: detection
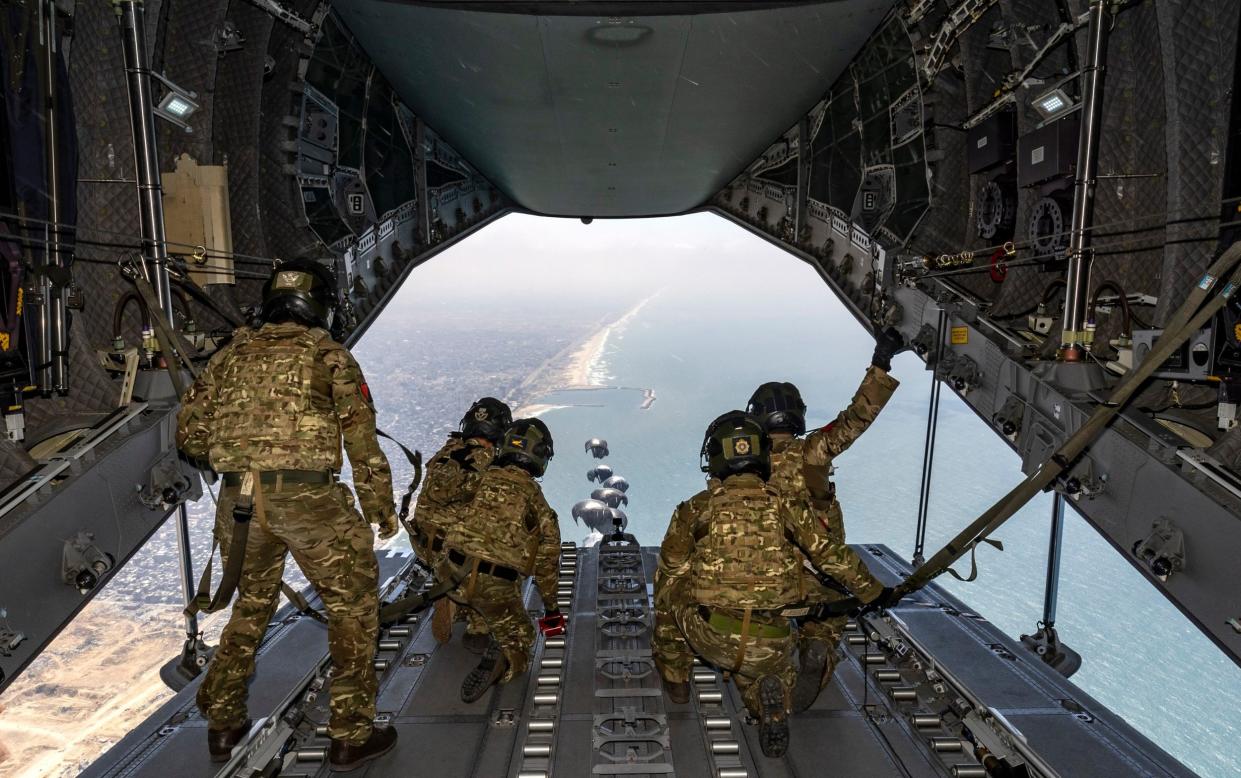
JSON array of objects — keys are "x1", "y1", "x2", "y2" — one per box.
[{"x1": 83, "y1": 543, "x2": 1193, "y2": 778}]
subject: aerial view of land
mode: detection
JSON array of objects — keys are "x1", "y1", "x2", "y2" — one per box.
[{"x1": 0, "y1": 296, "x2": 631, "y2": 778}]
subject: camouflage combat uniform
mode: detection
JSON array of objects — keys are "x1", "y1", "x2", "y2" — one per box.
[
  {"x1": 769, "y1": 365, "x2": 897, "y2": 689},
  {"x1": 652, "y1": 473, "x2": 884, "y2": 716},
  {"x1": 415, "y1": 434, "x2": 495, "y2": 639},
  {"x1": 414, "y1": 434, "x2": 495, "y2": 566},
  {"x1": 177, "y1": 321, "x2": 394, "y2": 745},
  {"x1": 439, "y1": 464, "x2": 561, "y2": 682}
]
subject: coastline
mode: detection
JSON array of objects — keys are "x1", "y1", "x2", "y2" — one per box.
[{"x1": 510, "y1": 292, "x2": 659, "y2": 417}]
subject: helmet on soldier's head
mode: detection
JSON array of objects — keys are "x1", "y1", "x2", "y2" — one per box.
[
  {"x1": 747, "y1": 381, "x2": 807, "y2": 436},
  {"x1": 496, "y1": 418, "x2": 555, "y2": 477},
  {"x1": 460, "y1": 397, "x2": 512, "y2": 443},
  {"x1": 700, "y1": 410, "x2": 771, "y2": 480},
  {"x1": 260, "y1": 258, "x2": 339, "y2": 330}
]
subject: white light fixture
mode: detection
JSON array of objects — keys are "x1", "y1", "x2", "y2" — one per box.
[
  {"x1": 1031, "y1": 87, "x2": 1075, "y2": 122},
  {"x1": 151, "y1": 73, "x2": 200, "y2": 132}
]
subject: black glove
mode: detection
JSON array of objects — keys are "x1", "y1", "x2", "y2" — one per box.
[
  {"x1": 871, "y1": 327, "x2": 908, "y2": 372},
  {"x1": 861, "y1": 586, "x2": 901, "y2": 616}
]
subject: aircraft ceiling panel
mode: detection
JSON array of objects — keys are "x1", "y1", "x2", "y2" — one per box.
[{"x1": 331, "y1": 0, "x2": 897, "y2": 217}]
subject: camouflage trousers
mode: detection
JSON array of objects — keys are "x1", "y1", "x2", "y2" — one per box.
[
  {"x1": 413, "y1": 527, "x2": 487, "y2": 638},
  {"x1": 197, "y1": 480, "x2": 380, "y2": 744},
  {"x1": 439, "y1": 556, "x2": 533, "y2": 682},
  {"x1": 797, "y1": 571, "x2": 849, "y2": 693},
  {"x1": 654, "y1": 603, "x2": 796, "y2": 716}
]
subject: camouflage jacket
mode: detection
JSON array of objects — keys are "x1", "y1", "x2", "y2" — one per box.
[
  {"x1": 176, "y1": 322, "x2": 395, "y2": 524},
  {"x1": 447, "y1": 464, "x2": 561, "y2": 608},
  {"x1": 413, "y1": 435, "x2": 495, "y2": 536},
  {"x1": 656, "y1": 473, "x2": 885, "y2": 609},
  {"x1": 769, "y1": 365, "x2": 898, "y2": 537}
]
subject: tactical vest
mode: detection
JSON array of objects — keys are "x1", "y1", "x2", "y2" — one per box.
[
  {"x1": 209, "y1": 325, "x2": 342, "y2": 472},
  {"x1": 691, "y1": 477, "x2": 802, "y2": 610},
  {"x1": 770, "y1": 438, "x2": 843, "y2": 540},
  {"x1": 417, "y1": 437, "x2": 493, "y2": 532},
  {"x1": 448, "y1": 465, "x2": 542, "y2": 574}
]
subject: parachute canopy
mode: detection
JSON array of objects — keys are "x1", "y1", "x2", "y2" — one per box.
[
  {"x1": 571, "y1": 498, "x2": 613, "y2": 532},
  {"x1": 586, "y1": 464, "x2": 614, "y2": 483},
  {"x1": 584, "y1": 438, "x2": 609, "y2": 458},
  {"x1": 601, "y1": 475, "x2": 629, "y2": 493},
  {"x1": 590, "y1": 487, "x2": 628, "y2": 508}
]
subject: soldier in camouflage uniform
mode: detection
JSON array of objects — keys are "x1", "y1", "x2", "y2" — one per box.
[
  {"x1": 176, "y1": 259, "x2": 398, "y2": 771},
  {"x1": 414, "y1": 397, "x2": 512, "y2": 649},
  {"x1": 652, "y1": 411, "x2": 892, "y2": 757},
  {"x1": 438, "y1": 418, "x2": 563, "y2": 703},
  {"x1": 746, "y1": 326, "x2": 905, "y2": 712}
]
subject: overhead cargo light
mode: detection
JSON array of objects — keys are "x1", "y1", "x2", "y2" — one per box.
[
  {"x1": 1030, "y1": 87, "x2": 1074, "y2": 122},
  {"x1": 152, "y1": 72, "x2": 200, "y2": 132}
]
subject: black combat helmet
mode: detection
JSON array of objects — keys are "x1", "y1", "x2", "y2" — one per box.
[
  {"x1": 496, "y1": 418, "x2": 555, "y2": 477},
  {"x1": 700, "y1": 410, "x2": 771, "y2": 480},
  {"x1": 259, "y1": 258, "x2": 339, "y2": 330},
  {"x1": 747, "y1": 381, "x2": 807, "y2": 436},
  {"x1": 460, "y1": 397, "x2": 512, "y2": 443}
]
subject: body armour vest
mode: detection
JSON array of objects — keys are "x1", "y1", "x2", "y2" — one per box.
[
  {"x1": 770, "y1": 438, "x2": 843, "y2": 540},
  {"x1": 691, "y1": 477, "x2": 802, "y2": 610},
  {"x1": 417, "y1": 437, "x2": 493, "y2": 532},
  {"x1": 209, "y1": 325, "x2": 342, "y2": 472},
  {"x1": 448, "y1": 465, "x2": 542, "y2": 574}
]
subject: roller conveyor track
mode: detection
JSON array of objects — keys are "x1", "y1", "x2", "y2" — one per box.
[{"x1": 83, "y1": 545, "x2": 1195, "y2": 778}]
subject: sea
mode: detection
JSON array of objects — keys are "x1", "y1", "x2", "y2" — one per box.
[{"x1": 363, "y1": 215, "x2": 1241, "y2": 777}]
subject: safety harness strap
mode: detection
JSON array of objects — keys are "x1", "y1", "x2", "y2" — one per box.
[
  {"x1": 123, "y1": 259, "x2": 201, "y2": 397},
  {"x1": 185, "y1": 472, "x2": 257, "y2": 617}
]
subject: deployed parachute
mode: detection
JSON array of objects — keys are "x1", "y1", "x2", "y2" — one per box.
[
  {"x1": 587, "y1": 464, "x2": 614, "y2": 483},
  {"x1": 591, "y1": 487, "x2": 628, "y2": 508},
  {"x1": 585, "y1": 438, "x2": 609, "y2": 458},
  {"x1": 601, "y1": 475, "x2": 629, "y2": 493},
  {"x1": 607, "y1": 508, "x2": 628, "y2": 532},
  {"x1": 572, "y1": 499, "x2": 613, "y2": 533}
]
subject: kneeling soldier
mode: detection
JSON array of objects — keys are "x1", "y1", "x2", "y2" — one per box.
[
  {"x1": 415, "y1": 397, "x2": 512, "y2": 649},
  {"x1": 652, "y1": 411, "x2": 892, "y2": 757},
  {"x1": 439, "y1": 418, "x2": 563, "y2": 702}
]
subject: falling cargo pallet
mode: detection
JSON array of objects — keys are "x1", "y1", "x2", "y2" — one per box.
[{"x1": 82, "y1": 544, "x2": 1193, "y2": 778}]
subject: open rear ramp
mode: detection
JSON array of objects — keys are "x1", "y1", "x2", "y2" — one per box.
[{"x1": 82, "y1": 543, "x2": 1193, "y2": 778}]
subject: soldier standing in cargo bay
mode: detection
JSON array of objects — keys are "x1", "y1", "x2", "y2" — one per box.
[{"x1": 176, "y1": 259, "x2": 398, "y2": 771}]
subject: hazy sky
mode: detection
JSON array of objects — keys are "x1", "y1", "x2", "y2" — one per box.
[{"x1": 380, "y1": 211, "x2": 860, "y2": 330}]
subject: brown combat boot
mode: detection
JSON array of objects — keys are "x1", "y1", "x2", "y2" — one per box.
[
  {"x1": 329, "y1": 724, "x2": 398, "y2": 772},
  {"x1": 661, "y1": 676, "x2": 691, "y2": 705},
  {"x1": 207, "y1": 719, "x2": 251, "y2": 762},
  {"x1": 463, "y1": 631, "x2": 490, "y2": 655},
  {"x1": 431, "y1": 598, "x2": 456, "y2": 644},
  {"x1": 791, "y1": 639, "x2": 830, "y2": 713},
  {"x1": 461, "y1": 640, "x2": 508, "y2": 703},
  {"x1": 756, "y1": 675, "x2": 789, "y2": 758}
]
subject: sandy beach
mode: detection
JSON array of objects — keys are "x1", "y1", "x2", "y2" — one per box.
[{"x1": 510, "y1": 292, "x2": 659, "y2": 417}]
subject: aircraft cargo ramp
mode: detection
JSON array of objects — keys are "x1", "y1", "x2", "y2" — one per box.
[{"x1": 83, "y1": 542, "x2": 1193, "y2": 778}]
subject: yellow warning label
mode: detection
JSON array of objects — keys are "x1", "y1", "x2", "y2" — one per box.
[{"x1": 950, "y1": 327, "x2": 969, "y2": 345}]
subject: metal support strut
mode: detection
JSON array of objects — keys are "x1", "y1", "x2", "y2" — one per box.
[
  {"x1": 1059, "y1": 0, "x2": 1111, "y2": 361},
  {"x1": 1042, "y1": 493, "x2": 1066, "y2": 628},
  {"x1": 115, "y1": 0, "x2": 175, "y2": 322},
  {"x1": 912, "y1": 309, "x2": 948, "y2": 566},
  {"x1": 38, "y1": 0, "x2": 70, "y2": 394},
  {"x1": 175, "y1": 502, "x2": 198, "y2": 641}
]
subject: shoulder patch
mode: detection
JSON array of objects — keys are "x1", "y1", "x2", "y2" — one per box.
[{"x1": 359, "y1": 381, "x2": 373, "y2": 405}]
